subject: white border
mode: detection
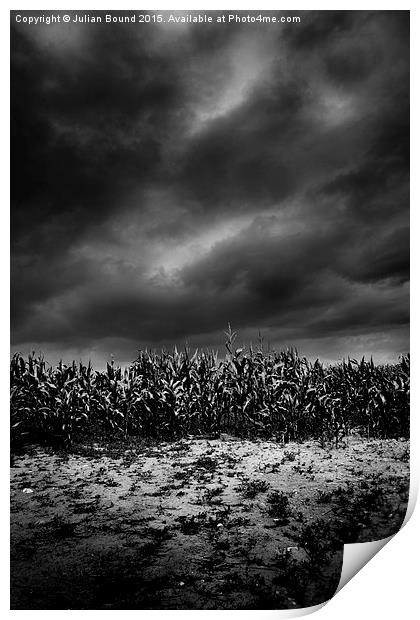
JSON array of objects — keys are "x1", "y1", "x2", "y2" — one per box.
[{"x1": 3, "y1": 2, "x2": 417, "y2": 619}]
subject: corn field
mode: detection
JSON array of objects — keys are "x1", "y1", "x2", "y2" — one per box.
[{"x1": 10, "y1": 335, "x2": 409, "y2": 448}]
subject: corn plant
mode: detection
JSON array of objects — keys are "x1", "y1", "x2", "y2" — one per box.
[{"x1": 10, "y1": 334, "x2": 410, "y2": 448}]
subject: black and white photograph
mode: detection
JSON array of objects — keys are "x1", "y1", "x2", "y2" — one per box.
[{"x1": 10, "y1": 9, "x2": 410, "y2": 610}]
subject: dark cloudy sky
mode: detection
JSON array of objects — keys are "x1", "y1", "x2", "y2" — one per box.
[{"x1": 11, "y1": 10, "x2": 409, "y2": 367}]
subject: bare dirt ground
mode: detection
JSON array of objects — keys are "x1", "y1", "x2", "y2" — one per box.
[{"x1": 10, "y1": 436, "x2": 409, "y2": 610}]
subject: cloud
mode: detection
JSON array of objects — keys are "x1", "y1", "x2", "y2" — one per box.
[{"x1": 11, "y1": 10, "x2": 409, "y2": 366}]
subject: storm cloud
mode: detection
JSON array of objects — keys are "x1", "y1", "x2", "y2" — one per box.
[{"x1": 11, "y1": 10, "x2": 409, "y2": 366}]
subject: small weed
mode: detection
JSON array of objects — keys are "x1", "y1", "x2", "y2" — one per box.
[
  {"x1": 102, "y1": 477, "x2": 120, "y2": 488},
  {"x1": 135, "y1": 470, "x2": 154, "y2": 482},
  {"x1": 282, "y1": 450, "x2": 299, "y2": 463},
  {"x1": 203, "y1": 486, "x2": 224, "y2": 504},
  {"x1": 221, "y1": 453, "x2": 241, "y2": 468},
  {"x1": 207, "y1": 505, "x2": 232, "y2": 528},
  {"x1": 227, "y1": 516, "x2": 251, "y2": 528},
  {"x1": 267, "y1": 491, "x2": 291, "y2": 521},
  {"x1": 397, "y1": 445, "x2": 410, "y2": 463},
  {"x1": 168, "y1": 441, "x2": 191, "y2": 453}
]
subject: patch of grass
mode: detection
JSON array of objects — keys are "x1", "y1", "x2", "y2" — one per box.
[
  {"x1": 273, "y1": 548, "x2": 339, "y2": 607},
  {"x1": 203, "y1": 486, "x2": 224, "y2": 504},
  {"x1": 36, "y1": 493, "x2": 55, "y2": 507},
  {"x1": 219, "y1": 571, "x2": 244, "y2": 592},
  {"x1": 11, "y1": 538, "x2": 37, "y2": 560},
  {"x1": 386, "y1": 475, "x2": 409, "y2": 495},
  {"x1": 228, "y1": 516, "x2": 251, "y2": 528},
  {"x1": 144, "y1": 524, "x2": 172, "y2": 542},
  {"x1": 298, "y1": 519, "x2": 336, "y2": 564},
  {"x1": 177, "y1": 512, "x2": 207, "y2": 535},
  {"x1": 237, "y1": 478, "x2": 269, "y2": 499},
  {"x1": 72, "y1": 500, "x2": 98, "y2": 514},
  {"x1": 397, "y1": 445, "x2": 410, "y2": 462},
  {"x1": 221, "y1": 453, "x2": 241, "y2": 468},
  {"x1": 316, "y1": 490, "x2": 334, "y2": 504},
  {"x1": 194, "y1": 456, "x2": 218, "y2": 472},
  {"x1": 168, "y1": 441, "x2": 191, "y2": 453},
  {"x1": 173, "y1": 470, "x2": 190, "y2": 480},
  {"x1": 50, "y1": 515, "x2": 77, "y2": 539}
]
